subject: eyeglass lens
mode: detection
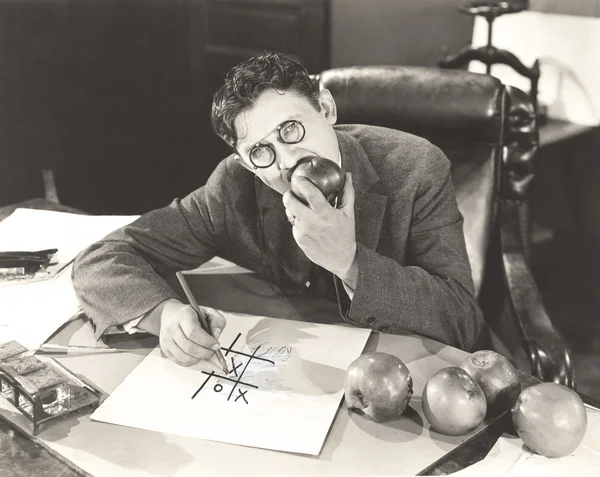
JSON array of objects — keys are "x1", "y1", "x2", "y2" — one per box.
[{"x1": 249, "y1": 120, "x2": 305, "y2": 168}]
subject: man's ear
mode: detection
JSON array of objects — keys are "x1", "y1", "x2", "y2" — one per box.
[
  {"x1": 233, "y1": 153, "x2": 256, "y2": 173},
  {"x1": 318, "y1": 89, "x2": 337, "y2": 125}
]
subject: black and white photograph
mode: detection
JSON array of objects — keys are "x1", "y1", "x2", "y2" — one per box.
[{"x1": 0, "y1": 1, "x2": 599, "y2": 476}]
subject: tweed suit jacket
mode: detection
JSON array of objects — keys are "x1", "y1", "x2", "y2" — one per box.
[{"x1": 73, "y1": 124, "x2": 485, "y2": 350}]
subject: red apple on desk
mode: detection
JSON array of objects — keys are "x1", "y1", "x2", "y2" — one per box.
[
  {"x1": 512, "y1": 382, "x2": 587, "y2": 457},
  {"x1": 422, "y1": 367, "x2": 487, "y2": 436},
  {"x1": 290, "y1": 156, "x2": 345, "y2": 207},
  {"x1": 461, "y1": 350, "x2": 521, "y2": 416},
  {"x1": 344, "y1": 352, "x2": 413, "y2": 422}
]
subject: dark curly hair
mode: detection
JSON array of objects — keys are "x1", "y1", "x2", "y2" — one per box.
[{"x1": 210, "y1": 52, "x2": 320, "y2": 149}]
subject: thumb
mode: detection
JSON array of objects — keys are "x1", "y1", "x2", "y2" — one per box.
[
  {"x1": 204, "y1": 307, "x2": 227, "y2": 340},
  {"x1": 338, "y1": 172, "x2": 355, "y2": 213}
]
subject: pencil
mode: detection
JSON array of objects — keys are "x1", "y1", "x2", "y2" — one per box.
[
  {"x1": 175, "y1": 271, "x2": 229, "y2": 374},
  {"x1": 34, "y1": 344, "x2": 126, "y2": 354}
]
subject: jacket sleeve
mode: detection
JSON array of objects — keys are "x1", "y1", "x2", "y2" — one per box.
[
  {"x1": 342, "y1": 146, "x2": 485, "y2": 351},
  {"x1": 72, "y1": 161, "x2": 230, "y2": 338}
]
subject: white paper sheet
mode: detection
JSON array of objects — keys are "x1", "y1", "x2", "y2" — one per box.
[
  {"x1": 92, "y1": 312, "x2": 371, "y2": 456},
  {"x1": 0, "y1": 208, "x2": 138, "y2": 347},
  {"x1": 454, "y1": 405, "x2": 600, "y2": 476},
  {"x1": 0, "y1": 265, "x2": 82, "y2": 349},
  {"x1": 0, "y1": 208, "x2": 139, "y2": 282},
  {"x1": 470, "y1": 12, "x2": 600, "y2": 126}
]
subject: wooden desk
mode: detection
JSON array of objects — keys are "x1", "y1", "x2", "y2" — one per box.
[
  {"x1": 0, "y1": 250, "x2": 505, "y2": 477},
  {"x1": 0, "y1": 202, "x2": 597, "y2": 476}
]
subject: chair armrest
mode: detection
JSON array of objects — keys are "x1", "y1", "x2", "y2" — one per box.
[{"x1": 500, "y1": 198, "x2": 576, "y2": 388}]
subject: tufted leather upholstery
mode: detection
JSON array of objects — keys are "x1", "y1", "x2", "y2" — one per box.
[
  {"x1": 315, "y1": 66, "x2": 575, "y2": 388},
  {"x1": 319, "y1": 66, "x2": 503, "y2": 298}
]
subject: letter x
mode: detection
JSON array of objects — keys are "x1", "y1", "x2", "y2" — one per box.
[
  {"x1": 235, "y1": 388, "x2": 249, "y2": 404},
  {"x1": 230, "y1": 358, "x2": 243, "y2": 376}
]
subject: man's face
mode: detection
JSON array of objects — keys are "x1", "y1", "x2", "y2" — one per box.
[{"x1": 234, "y1": 89, "x2": 339, "y2": 195}]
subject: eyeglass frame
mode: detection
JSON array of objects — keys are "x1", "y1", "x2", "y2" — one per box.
[{"x1": 237, "y1": 119, "x2": 306, "y2": 170}]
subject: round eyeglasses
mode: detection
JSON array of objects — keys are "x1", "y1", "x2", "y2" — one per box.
[{"x1": 248, "y1": 120, "x2": 306, "y2": 169}]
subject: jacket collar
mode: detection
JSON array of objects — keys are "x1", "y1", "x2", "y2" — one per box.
[{"x1": 336, "y1": 128, "x2": 387, "y2": 251}]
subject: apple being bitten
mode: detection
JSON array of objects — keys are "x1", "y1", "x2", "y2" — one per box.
[
  {"x1": 344, "y1": 352, "x2": 413, "y2": 422},
  {"x1": 290, "y1": 156, "x2": 345, "y2": 207}
]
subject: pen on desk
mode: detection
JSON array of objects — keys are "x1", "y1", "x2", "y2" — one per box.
[
  {"x1": 48, "y1": 357, "x2": 100, "y2": 396},
  {"x1": 175, "y1": 271, "x2": 229, "y2": 374},
  {"x1": 33, "y1": 344, "x2": 127, "y2": 354}
]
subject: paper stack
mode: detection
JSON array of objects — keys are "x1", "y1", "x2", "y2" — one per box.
[{"x1": 0, "y1": 208, "x2": 138, "y2": 348}]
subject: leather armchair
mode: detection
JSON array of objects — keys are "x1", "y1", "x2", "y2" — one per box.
[{"x1": 313, "y1": 66, "x2": 575, "y2": 388}]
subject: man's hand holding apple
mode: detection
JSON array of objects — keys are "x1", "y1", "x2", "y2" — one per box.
[{"x1": 282, "y1": 172, "x2": 357, "y2": 285}]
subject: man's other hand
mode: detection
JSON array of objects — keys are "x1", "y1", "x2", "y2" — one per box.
[
  {"x1": 159, "y1": 300, "x2": 226, "y2": 366},
  {"x1": 283, "y1": 172, "x2": 357, "y2": 279}
]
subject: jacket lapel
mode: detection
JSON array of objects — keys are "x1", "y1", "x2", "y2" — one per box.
[
  {"x1": 337, "y1": 129, "x2": 387, "y2": 251},
  {"x1": 256, "y1": 179, "x2": 311, "y2": 286}
]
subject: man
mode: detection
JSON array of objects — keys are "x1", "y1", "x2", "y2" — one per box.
[{"x1": 73, "y1": 52, "x2": 485, "y2": 366}]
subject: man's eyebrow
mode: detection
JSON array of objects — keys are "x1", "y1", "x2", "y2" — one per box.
[
  {"x1": 242, "y1": 141, "x2": 260, "y2": 157},
  {"x1": 241, "y1": 135, "x2": 267, "y2": 157},
  {"x1": 241, "y1": 115, "x2": 302, "y2": 155}
]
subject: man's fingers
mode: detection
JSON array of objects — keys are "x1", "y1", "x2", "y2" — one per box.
[
  {"x1": 162, "y1": 342, "x2": 201, "y2": 367},
  {"x1": 159, "y1": 303, "x2": 225, "y2": 367},
  {"x1": 171, "y1": 345, "x2": 202, "y2": 367},
  {"x1": 180, "y1": 310, "x2": 220, "y2": 348},
  {"x1": 339, "y1": 173, "x2": 355, "y2": 212},
  {"x1": 172, "y1": 328, "x2": 216, "y2": 361},
  {"x1": 205, "y1": 308, "x2": 227, "y2": 340},
  {"x1": 292, "y1": 177, "x2": 330, "y2": 213},
  {"x1": 282, "y1": 189, "x2": 312, "y2": 224}
]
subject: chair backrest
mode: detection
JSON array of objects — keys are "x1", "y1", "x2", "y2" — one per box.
[
  {"x1": 317, "y1": 66, "x2": 509, "y2": 296},
  {"x1": 316, "y1": 67, "x2": 577, "y2": 386}
]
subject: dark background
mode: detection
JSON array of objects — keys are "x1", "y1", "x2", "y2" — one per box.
[
  {"x1": 0, "y1": 0, "x2": 474, "y2": 214},
  {"x1": 1, "y1": 0, "x2": 597, "y2": 214}
]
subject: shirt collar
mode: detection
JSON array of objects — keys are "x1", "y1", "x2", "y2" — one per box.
[{"x1": 334, "y1": 149, "x2": 342, "y2": 167}]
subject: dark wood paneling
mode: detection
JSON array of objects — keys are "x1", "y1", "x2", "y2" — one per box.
[
  {"x1": 199, "y1": 0, "x2": 329, "y2": 102},
  {"x1": 0, "y1": 0, "x2": 71, "y2": 206},
  {"x1": 192, "y1": 0, "x2": 330, "y2": 208},
  {"x1": 330, "y1": 0, "x2": 474, "y2": 68},
  {"x1": 63, "y1": 0, "x2": 195, "y2": 168},
  {"x1": 207, "y1": 2, "x2": 301, "y2": 52},
  {"x1": 0, "y1": 0, "x2": 329, "y2": 213}
]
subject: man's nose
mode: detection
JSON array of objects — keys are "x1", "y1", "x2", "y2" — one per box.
[{"x1": 277, "y1": 145, "x2": 304, "y2": 170}]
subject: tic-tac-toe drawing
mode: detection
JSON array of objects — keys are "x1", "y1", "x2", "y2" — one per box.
[
  {"x1": 92, "y1": 311, "x2": 370, "y2": 455},
  {"x1": 192, "y1": 333, "x2": 287, "y2": 405}
]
